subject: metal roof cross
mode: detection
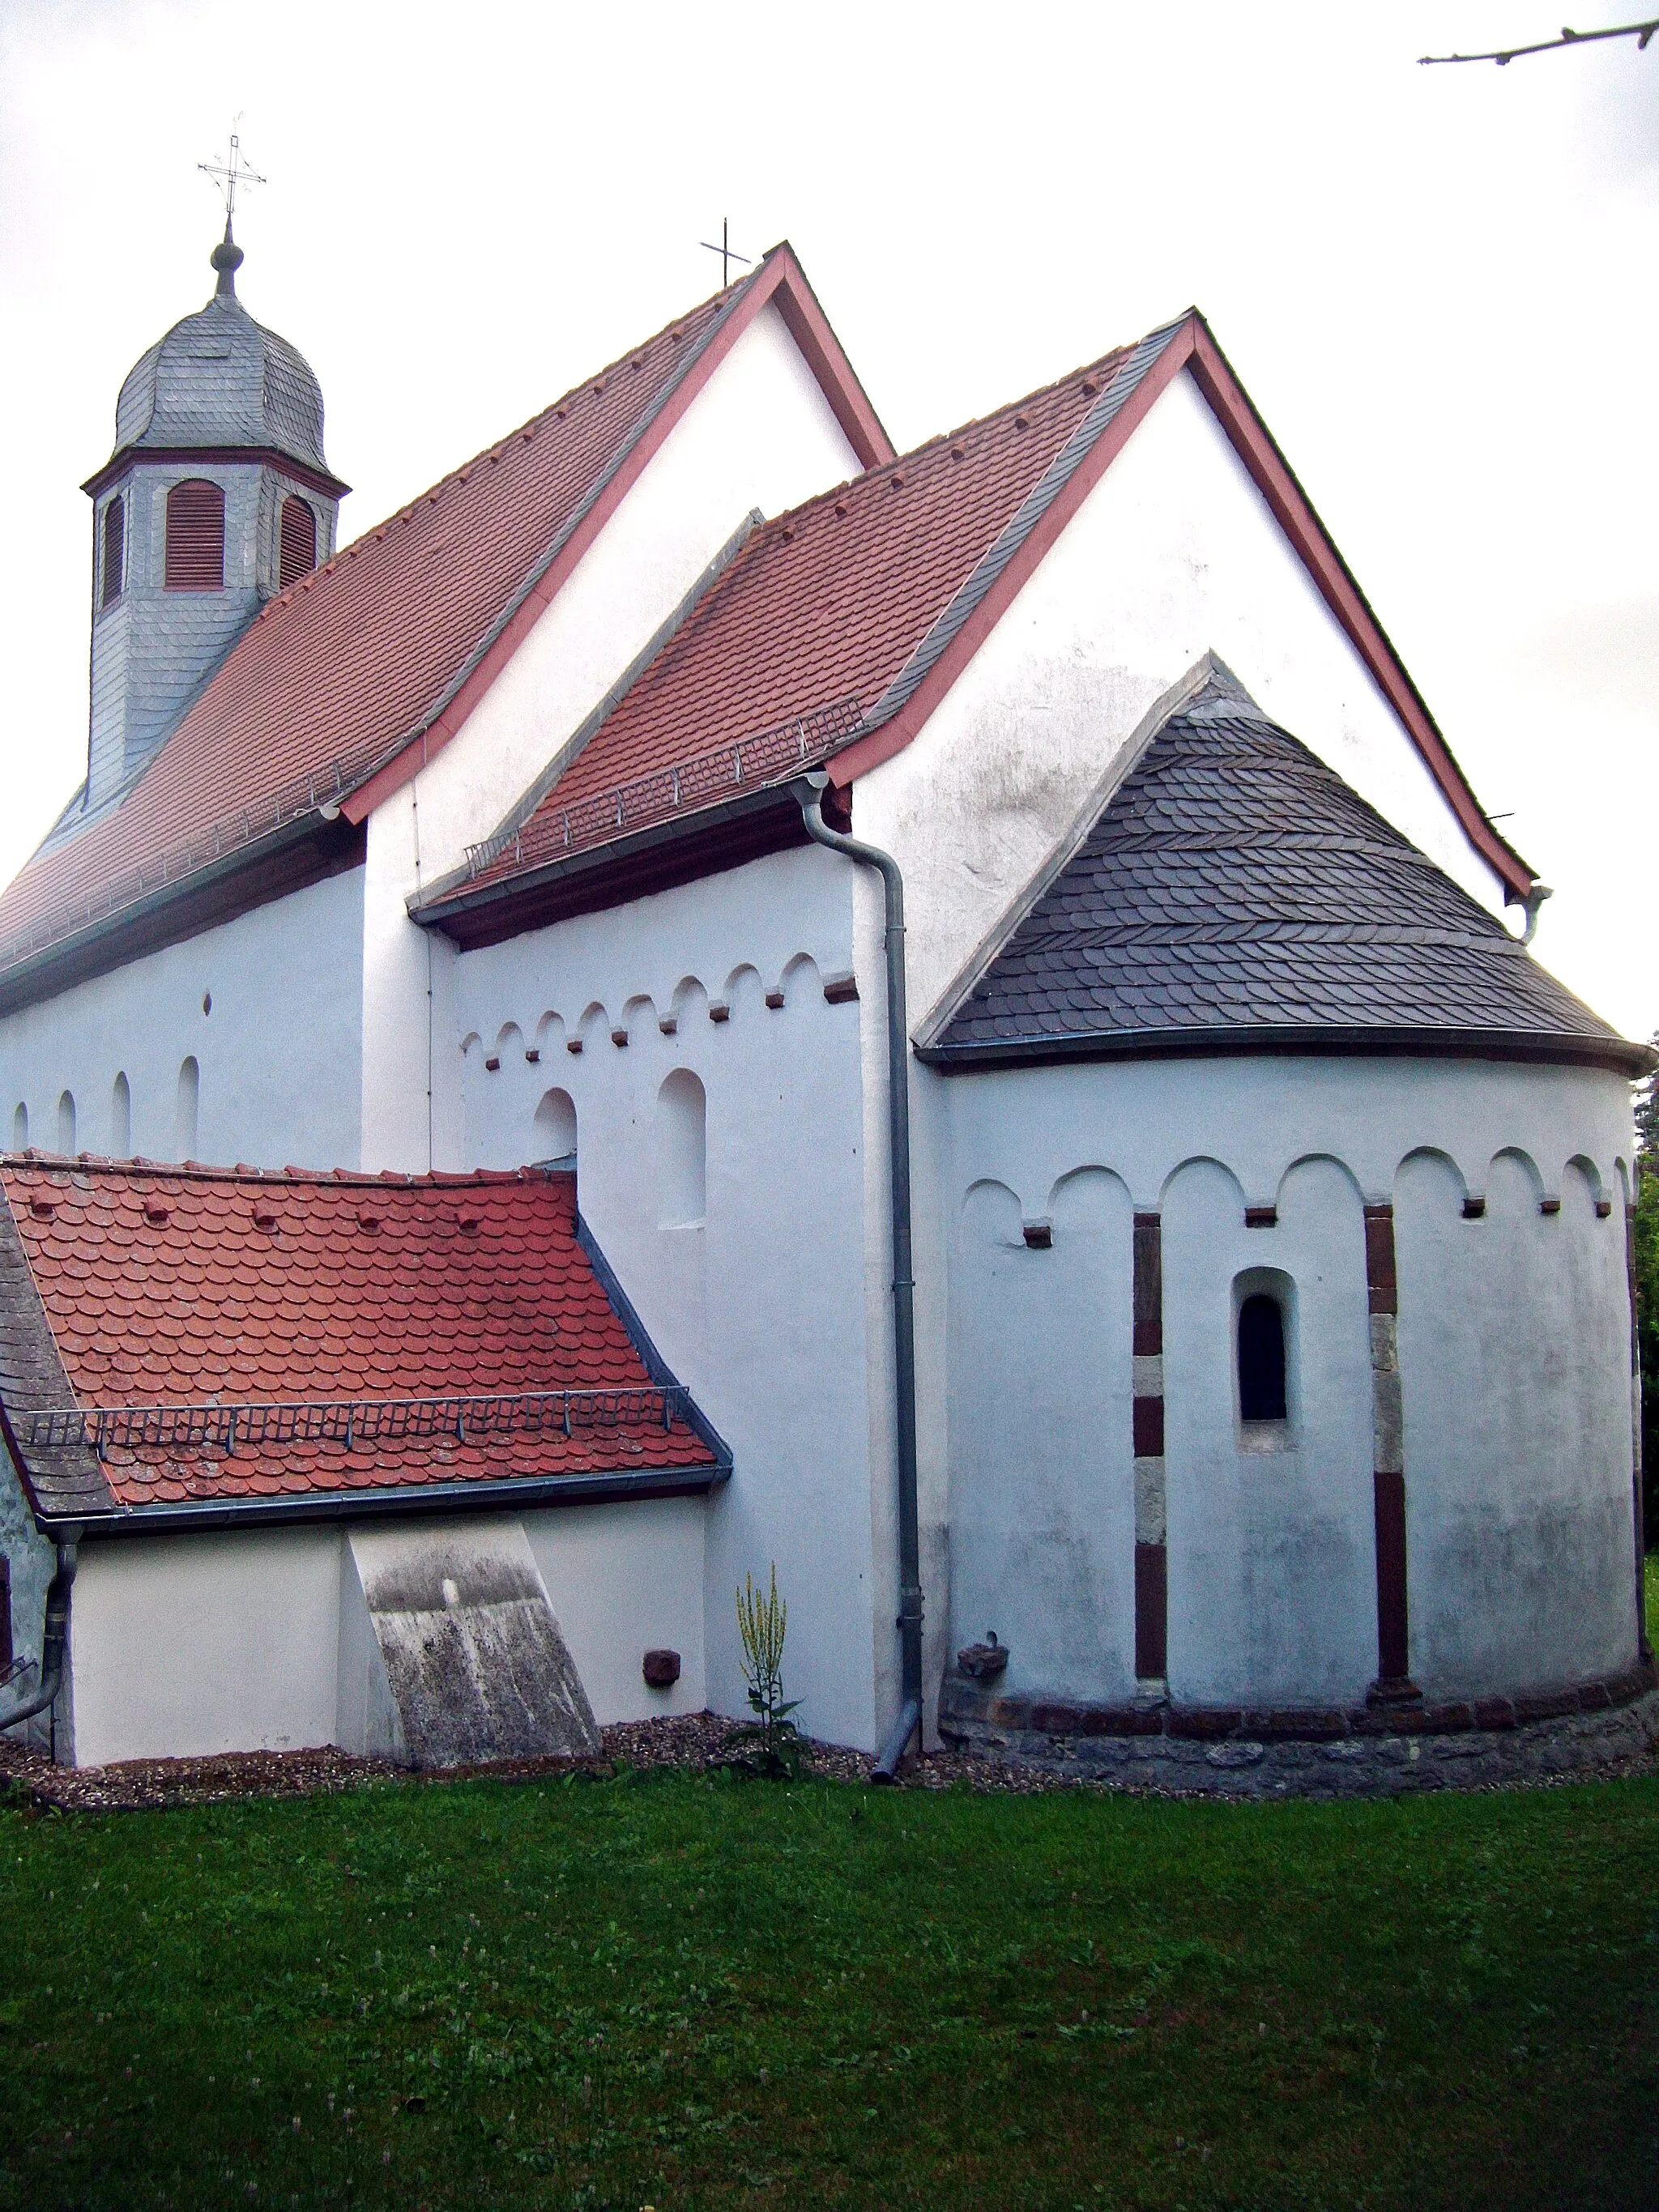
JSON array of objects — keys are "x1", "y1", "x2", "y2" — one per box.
[
  {"x1": 198, "y1": 130, "x2": 267, "y2": 220},
  {"x1": 698, "y1": 217, "x2": 751, "y2": 288}
]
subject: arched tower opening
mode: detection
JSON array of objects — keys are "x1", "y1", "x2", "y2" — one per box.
[{"x1": 79, "y1": 220, "x2": 349, "y2": 812}]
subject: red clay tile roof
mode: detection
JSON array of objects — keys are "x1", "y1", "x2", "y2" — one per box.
[
  {"x1": 456, "y1": 339, "x2": 1145, "y2": 890},
  {"x1": 0, "y1": 1157, "x2": 717, "y2": 1513},
  {"x1": 0, "y1": 241, "x2": 891, "y2": 978}
]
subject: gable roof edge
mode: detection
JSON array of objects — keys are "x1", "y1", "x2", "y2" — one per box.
[
  {"x1": 823, "y1": 313, "x2": 1533, "y2": 907},
  {"x1": 1181, "y1": 318, "x2": 1532, "y2": 903},
  {"x1": 414, "y1": 508, "x2": 766, "y2": 911},
  {"x1": 826, "y1": 316, "x2": 1192, "y2": 791},
  {"x1": 342, "y1": 245, "x2": 892, "y2": 827}
]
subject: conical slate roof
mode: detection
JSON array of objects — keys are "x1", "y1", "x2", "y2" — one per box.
[
  {"x1": 105, "y1": 228, "x2": 331, "y2": 479},
  {"x1": 924, "y1": 678, "x2": 1645, "y2": 1073}
]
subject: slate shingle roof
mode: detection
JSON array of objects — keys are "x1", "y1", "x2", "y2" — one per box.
[
  {"x1": 925, "y1": 681, "x2": 1645, "y2": 1072},
  {"x1": 0, "y1": 1159, "x2": 719, "y2": 1521},
  {"x1": 110, "y1": 280, "x2": 334, "y2": 479}
]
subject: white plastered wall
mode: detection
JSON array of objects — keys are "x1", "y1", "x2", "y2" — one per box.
[
  {"x1": 855, "y1": 364, "x2": 1512, "y2": 1042},
  {"x1": 523, "y1": 1498, "x2": 706, "y2": 1724},
  {"x1": 66, "y1": 1496, "x2": 710, "y2": 1766},
  {"x1": 0, "y1": 864, "x2": 365, "y2": 1169},
  {"x1": 362, "y1": 300, "x2": 866, "y2": 1172},
  {"x1": 447, "y1": 841, "x2": 885, "y2": 1753},
  {"x1": 70, "y1": 1527, "x2": 342, "y2": 1766},
  {"x1": 1396, "y1": 1147, "x2": 1636, "y2": 1696},
  {"x1": 847, "y1": 360, "x2": 1559, "y2": 1726},
  {"x1": 940, "y1": 1053, "x2": 1636, "y2": 1708}
]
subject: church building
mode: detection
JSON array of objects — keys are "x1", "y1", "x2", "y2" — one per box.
[{"x1": 0, "y1": 223, "x2": 1650, "y2": 1791}]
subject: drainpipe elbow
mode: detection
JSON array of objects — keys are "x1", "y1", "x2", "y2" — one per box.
[{"x1": 0, "y1": 1540, "x2": 78, "y2": 1734}]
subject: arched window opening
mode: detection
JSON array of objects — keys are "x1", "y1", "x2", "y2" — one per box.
[
  {"x1": 279, "y1": 495, "x2": 317, "y2": 588},
  {"x1": 164, "y1": 479, "x2": 225, "y2": 590},
  {"x1": 56, "y1": 1091, "x2": 76, "y2": 1156},
  {"x1": 531, "y1": 1088, "x2": 578, "y2": 1170},
  {"x1": 175, "y1": 1056, "x2": 200, "y2": 1161},
  {"x1": 11, "y1": 1102, "x2": 27, "y2": 1149},
  {"x1": 100, "y1": 495, "x2": 125, "y2": 607},
  {"x1": 656, "y1": 1069, "x2": 706, "y2": 1228},
  {"x1": 1237, "y1": 1292, "x2": 1287, "y2": 1425},
  {"x1": 111, "y1": 1072, "x2": 131, "y2": 1157}
]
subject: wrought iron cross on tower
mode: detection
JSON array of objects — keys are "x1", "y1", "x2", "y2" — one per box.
[
  {"x1": 198, "y1": 130, "x2": 267, "y2": 220},
  {"x1": 698, "y1": 217, "x2": 751, "y2": 288}
]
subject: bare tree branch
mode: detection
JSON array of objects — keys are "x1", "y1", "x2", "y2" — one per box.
[{"x1": 1420, "y1": 17, "x2": 1658, "y2": 66}]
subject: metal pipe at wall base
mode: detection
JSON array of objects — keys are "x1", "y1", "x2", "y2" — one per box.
[
  {"x1": 793, "y1": 774, "x2": 925, "y2": 1769},
  {"x1": 0, "y1": 1541, "x2": 78, "y2": 1733},
  {"x1": 871, "y1": 1696, "x2": 922, "y2": 1785}
]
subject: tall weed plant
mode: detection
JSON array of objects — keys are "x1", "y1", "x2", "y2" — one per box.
[{"x1": 724, "y1": 1565, "x2": 804, "y2": 1779}]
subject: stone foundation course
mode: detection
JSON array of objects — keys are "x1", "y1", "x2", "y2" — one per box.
[{"x1": 938, "y1": 1661, "x2": 1659, "y2": 1796}]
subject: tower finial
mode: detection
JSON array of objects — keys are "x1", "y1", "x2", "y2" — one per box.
[
  {"x1": 210, "y1": 214, "x2": 245, "y2": 299},
  {"x1": 198, "y1": 127, "x2": 266, "y2": 299}
]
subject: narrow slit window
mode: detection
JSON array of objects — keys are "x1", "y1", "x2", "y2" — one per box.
[
  {"x1": 100, "y1": 495, "x2": 125, "y2": 607},
  {"x1": 175, "y1": 1056, "x2": 200, "y2": 1160},
  {"x1": 279, "y1": 495, "x2": 317, "y2": 588},
  {"x1": 164, "y1": 479, "x2": 225, "y2": 590},
  {"x1": 111, "y1": 1072, "x2": 131, "y2": 1157},
  {"x1": 1237, "y1": 1293, "x2": 1287, "y2": 1423}
]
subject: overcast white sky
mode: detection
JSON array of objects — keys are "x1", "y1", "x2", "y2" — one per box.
[{"x1": 2, "y1": 1, "x2": 1655, "y2": 1039}]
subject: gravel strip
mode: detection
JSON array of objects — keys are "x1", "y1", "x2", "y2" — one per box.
[
  {"x1": 0, "y1": 1714, "x2": 1072, "y2": 1814},
  {"x1": 1, "y1": 1712, "x2": 1648, "y2": 1815}
]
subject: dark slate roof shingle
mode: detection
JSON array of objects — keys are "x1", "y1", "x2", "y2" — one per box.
[{"x1": 925, "y1": 680, "x2": 1647, "y2": 1073}]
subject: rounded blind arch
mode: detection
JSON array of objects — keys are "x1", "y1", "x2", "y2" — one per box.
[
  {"x1": 164, "y1": 479, "x2": 225, "y2": 590},
  {"x1": 278, "y1": 494, "x2": 317, "y2": 588},
  {"x1": 656, "y1": 1068, "x2": 706, "y2": 1227}
]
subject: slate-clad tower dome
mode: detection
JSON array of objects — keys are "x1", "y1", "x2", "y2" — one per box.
[{"x1": 77, "y1": 223, "x2": 350, "y2": 816}]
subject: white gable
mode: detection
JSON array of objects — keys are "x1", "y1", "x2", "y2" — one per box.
[
  {"x1": 855, "y1": 364, "x2": 1512, "y2": 1031},
  {"x1": 396, "y1": 298, "x2": 868, "y2": 886},
  {"x1": 360, "y1": 298, "x2": 868, "y2": 1172}
]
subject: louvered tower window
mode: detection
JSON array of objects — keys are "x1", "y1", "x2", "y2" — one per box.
[
  {"x1": 164, "y1": 479, "x2": 225, "y2": 590},
  {"x1": 100, "y1": 495, "x2": 125, "y2": 607},
  {"x1": 278, "y1": 495, "x2": 317, "y2": 587}
]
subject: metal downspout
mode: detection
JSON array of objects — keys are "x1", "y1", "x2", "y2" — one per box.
[
  {"x1": 794, "y1": 774, "x2": 922, "y2": 1782},
  {"x1": 0, "y1": 1541, "x2": 78, "y2": 1737}
]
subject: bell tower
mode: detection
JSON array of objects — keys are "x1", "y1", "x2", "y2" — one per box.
[{"x1": 78, "y1": 220, "x2": 350, "y2": 815}]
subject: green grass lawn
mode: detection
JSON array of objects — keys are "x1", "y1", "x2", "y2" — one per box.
[{"x1": 2, "y1": 1753, "x2": 1659, "y2": 2212}]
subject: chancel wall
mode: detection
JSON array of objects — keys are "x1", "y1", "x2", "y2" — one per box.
[{"x1": 940, "y1": 1051, "x2": 1638, "y2": 1714}]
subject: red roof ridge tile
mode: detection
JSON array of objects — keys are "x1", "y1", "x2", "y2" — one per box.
[
  {"x1": 0, "y1": 1152, "x2": 572, "y2": 1191},
  {"x1": 747, "y1": 339, "x2": 1141, "y2": 542}
]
